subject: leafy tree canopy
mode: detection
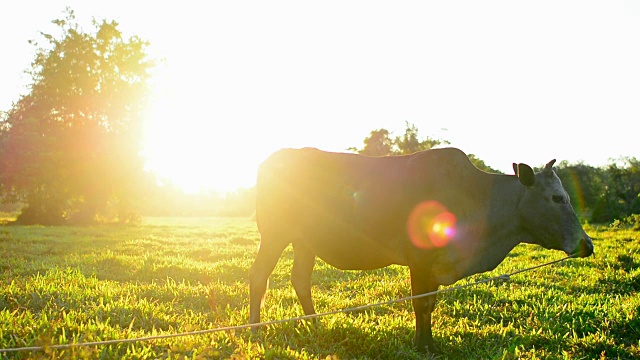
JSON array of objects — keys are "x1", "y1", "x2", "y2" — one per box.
[
  {"x1": 0, "y1": 8, "x2": 154, "y2": 224},
  {"x1": 350, "y1": 121, "x2": 450, "y2": 157},
  {"x1": 350, "y1": 122, "x2": 501, "y2": 174}
]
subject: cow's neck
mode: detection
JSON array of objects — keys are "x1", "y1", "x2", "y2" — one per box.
[
  {"x1": 433, "y1": 175, "x2": 526, "y2": 285},
  {"x1": 466, "y1": 175, "x2": 526, "y2": 274}
]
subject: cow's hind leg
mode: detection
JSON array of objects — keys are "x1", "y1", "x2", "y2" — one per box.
[
  {"x1": 249, "y1": 237, "x2": 288, "y2": 327},
  {"x1": 291, "y1": 243, "x2": 316, "y2": 316},
  {"x1": 409, "y1": 267, "x2": 440, "y2": 354}
]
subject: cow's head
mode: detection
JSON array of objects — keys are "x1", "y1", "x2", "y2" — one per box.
[{"x1": 514, "y1": 160, "x2": 594, "y2": 258}]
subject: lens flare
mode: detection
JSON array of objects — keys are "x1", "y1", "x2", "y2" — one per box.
[
  {"x1": 407, "y1": 201, "x2": 457, "y2": 249},
  {"x1": 567, "y1": 169, "x2": 586, "y2": 214}
]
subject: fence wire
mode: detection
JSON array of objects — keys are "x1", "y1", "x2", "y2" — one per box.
[{"x1": 0, "y1": 255, "x2": 575, "y2": 354}]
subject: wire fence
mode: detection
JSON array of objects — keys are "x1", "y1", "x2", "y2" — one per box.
[{"x1": 0, "y1": 255, "x2": 575, "y2": 354}]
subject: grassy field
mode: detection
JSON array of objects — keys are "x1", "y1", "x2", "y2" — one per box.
[{"x1": 0, "y1": 217, "x2": 638, "y2": 359}]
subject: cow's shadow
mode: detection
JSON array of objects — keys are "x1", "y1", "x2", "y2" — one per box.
[
  {"x1": 250, "y1": 287, "x2": 508, "y2": 359},
  {"x1": 312, "y1": 261, "x2": 407, "y2": 285}
]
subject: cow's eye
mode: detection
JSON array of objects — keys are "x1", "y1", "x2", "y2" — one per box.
[{"x1": 552, "y1": 195, "x2": 566, "y2": 204}]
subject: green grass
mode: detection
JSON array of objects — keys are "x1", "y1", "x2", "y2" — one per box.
[{"x1": 0, "y1": 218, "x2": 638, "y2": 359}]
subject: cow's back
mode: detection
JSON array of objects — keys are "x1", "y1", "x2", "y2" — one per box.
[
  {"x1": 257, "y1": 148, "x2": 411, "y2": 233},
  {"x1": 256, "y1": 148, "x2": 413, "y2": 268},
  {"x1": 255, "y1": 147, "x2": 486, "y2": 269}
]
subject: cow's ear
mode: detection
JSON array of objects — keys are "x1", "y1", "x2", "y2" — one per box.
[
  {"x1": 512, "y1": 163, "x2": 518, "y2": 175},
  {"x1": 517, "y1": 163, "x2": 535, "y2": 187}
]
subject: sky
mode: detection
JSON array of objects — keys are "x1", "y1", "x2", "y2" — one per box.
[{"x1": 1, "y1": 1, "x2": 639, "y2": 193}]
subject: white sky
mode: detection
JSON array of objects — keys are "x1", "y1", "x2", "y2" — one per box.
[{"x1": 1, "y1": 1, "x2": 639, "y2": 193}]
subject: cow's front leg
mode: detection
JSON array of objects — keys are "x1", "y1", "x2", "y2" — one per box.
[{"x1": 409, "y1": 267, "x2": 439, "y2": 354}]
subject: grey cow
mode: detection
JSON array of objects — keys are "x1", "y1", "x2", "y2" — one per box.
[{"x1": 249, "y1": 147, "x2": 593, "y2": 354}]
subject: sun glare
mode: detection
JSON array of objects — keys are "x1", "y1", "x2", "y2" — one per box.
[{"x1": 142, "y1": 87, "x2": 269, "y2": 194}]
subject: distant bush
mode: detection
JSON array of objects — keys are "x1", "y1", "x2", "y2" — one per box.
[
  {"x1": 610, "y1": 214, "x2": 640, "y2": 231},
  {"x1": 556, "y1": 158, "x2": 640, "y2": 224}
]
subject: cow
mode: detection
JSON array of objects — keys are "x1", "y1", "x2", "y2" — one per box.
[{"x1": 249, "y1": 147, "x2": 593, "y2": 354}]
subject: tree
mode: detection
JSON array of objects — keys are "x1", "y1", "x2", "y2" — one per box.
[
  {"x1": 349, "y1": 128, "x2": 395, "y2": 156},
  {"x1": 591, "y1": 158, "x2": 640, "y2": 223},
  {"x1": 555, "y1": 161, "x2": 604, "y2": 221},
  {"x1": 394, "y1": 121, "x2": 449, "y2": 155},
  {"x1": 350, "y1": 123, "x2": 501, "y2": 176},
  {"x1": 350, "y1": 122, "x2": 449, "y2": 156},
  {"x1": 467, "y1": 154, "x2": 502, "y2": 174},
  {"x1": 0, "y1": 9, "x2": 154, "y2": 224}
]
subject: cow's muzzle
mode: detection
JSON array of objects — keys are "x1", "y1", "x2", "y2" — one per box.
[{"x1": 571, "y1": 236, "x2": 594, "y2": 258}]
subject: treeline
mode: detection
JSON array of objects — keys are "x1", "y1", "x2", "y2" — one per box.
[
  {"x1": 349, "y1": 122, "x2": 501, "y2": 173},
  {"x1": 138, "y1": 185, "x2": 255, "y2": 218},
  {"x1": 255, "y1": 123, "x2": 640, "y2": 225},
  {"x1": 555, "y1": 159, "x2": 640, "y2": 224},
  {"x1": 1, "y1": 10, "x2": 637, "y2": 226},
  {"x1": 351, "y1": 123, "x2": 640, "y2": 225}
]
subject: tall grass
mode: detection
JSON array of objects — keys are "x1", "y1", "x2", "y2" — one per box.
[{"x1": 0, "y1": 218, "x2": 638, "y2": 359}]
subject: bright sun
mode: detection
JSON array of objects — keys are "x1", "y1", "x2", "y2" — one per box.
[{"x1": 142, "y1": 87, "x2": 271, "y2": 194}]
